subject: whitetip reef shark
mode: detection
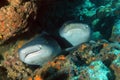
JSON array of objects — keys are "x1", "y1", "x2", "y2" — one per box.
[{"x1": 18, "y1": 21, "x2": 91, "y2": 65}]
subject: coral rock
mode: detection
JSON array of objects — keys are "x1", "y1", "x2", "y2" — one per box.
[{"x1": 0, "y1": 0, "x2": 37, "y2": 44}]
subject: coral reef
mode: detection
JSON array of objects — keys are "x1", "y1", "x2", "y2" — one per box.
[
  {"x1": 0, "y1": 0, "x2": 120, "y2": 80},
  {"x1": 0, "y1": 0, "x2": 37, "y2": 44}
]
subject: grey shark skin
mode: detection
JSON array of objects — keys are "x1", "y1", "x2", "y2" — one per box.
[
  {"x1": 59, "y1": 22, "x2": 91, "y2": 46},
  {"x1": 18, "y1": 33, "x2": 61, "y2": 65}
]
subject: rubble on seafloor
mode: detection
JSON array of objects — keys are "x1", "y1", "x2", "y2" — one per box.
[{"x1": 0, "y1": 39, "x2": 120, "y2": 80}]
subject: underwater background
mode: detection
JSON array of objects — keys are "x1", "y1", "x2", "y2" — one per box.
[{"x1": 0, "y1": 0, "x2": 120, "y2": 80}]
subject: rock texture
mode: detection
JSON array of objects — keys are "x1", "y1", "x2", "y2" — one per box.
[{"x1": 0, "y1": 0, "x2": 37, "y2": 44}]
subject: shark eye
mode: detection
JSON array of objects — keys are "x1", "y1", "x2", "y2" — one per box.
[
  {"x1": 84, "y1": 25, "x2": 89, "y2": 29},
  {"x1": 38, "y1": 45, "x2": 42, "y2": 49}
]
